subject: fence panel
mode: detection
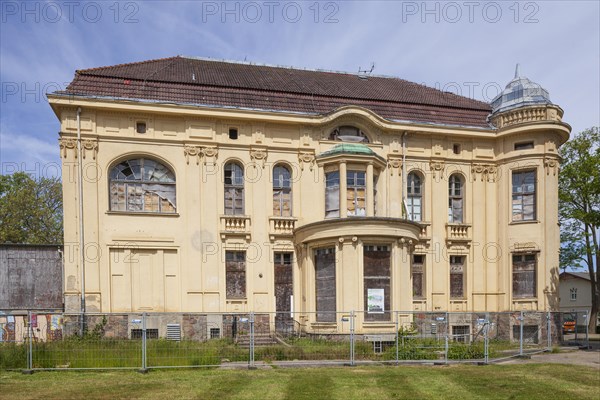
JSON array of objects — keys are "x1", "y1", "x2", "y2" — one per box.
[{"x1": 0, "y1": 310, "x2": 565, "y2": 371}]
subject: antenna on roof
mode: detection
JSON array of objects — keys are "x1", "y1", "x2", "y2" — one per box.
[{"x1": 358, "y1": 62, "x2": 375, "y2": 79}]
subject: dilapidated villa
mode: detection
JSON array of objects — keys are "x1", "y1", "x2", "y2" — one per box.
[{"x1": 47, "y1": 57, "x2": 570, "y2": 335}]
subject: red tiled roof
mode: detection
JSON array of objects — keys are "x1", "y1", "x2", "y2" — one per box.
[{"x1": 61, "y1": 56, "x2": 493, "y2": 128}]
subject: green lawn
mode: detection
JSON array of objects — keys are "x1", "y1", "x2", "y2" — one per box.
[{"x1": 0, "y1": 364, "x2": 598, "y2": 400}]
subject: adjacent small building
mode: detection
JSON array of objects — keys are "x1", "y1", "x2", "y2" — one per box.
[
  {"x1": 559, "y1": 271, "x2": 593, "y2": 316},
  {"x1": 47, "y1": 57, "x2": 570, "y2": 334}
]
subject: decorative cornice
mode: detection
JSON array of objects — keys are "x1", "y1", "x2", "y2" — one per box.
[
  {"x1": 471, "y1": 163, "x2": 497, "y2": 182},
  {"x1": 59, "y1": 138, "x2": 77, "y2": 158},
  {"x1": 544, "y1": 156, "x2": 559, "y2": 176},
  {"x1": 429, "y1": 160, "x2": 445, "y2": 179},
  {"x1": 491, "y1": 105, "x2": 563, "y2": 129},
  {"x1": 82, "y1": 139, "x2": 98, "y2": 160},
  {"x1": 184, "y1": 145, "x2": 203, "y2": 165},
  {"x1": 298, "y1": 151, "x2": 316, "y2": 171},
  {"x1": 387, "y1": 156, "x2": 402, "y2": 175},
  {"x1": 250, "y1": 147, "x2": 268, "y2": 168}
]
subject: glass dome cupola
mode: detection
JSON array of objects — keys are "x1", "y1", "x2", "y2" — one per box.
[{"x1": 490, "y1": 65, "x2": 552, "y2": 114}]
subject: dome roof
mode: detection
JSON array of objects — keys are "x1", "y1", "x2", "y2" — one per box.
[
  {"x1": 318, "y1": 143, "x2": 377, "y2": 158},
  {"x1": 490, "y1": 65, "x2": 552, "y2": 114}
]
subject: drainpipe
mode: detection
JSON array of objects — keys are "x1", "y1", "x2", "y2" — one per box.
[
  {"x1": 76, "y1": 107, "x2": 86, "y2": 334},
  {"x1": 401, "y1": 132, "x2": 407, "y2": 218}
]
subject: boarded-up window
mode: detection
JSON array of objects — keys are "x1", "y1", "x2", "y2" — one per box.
[
  {"x1": 273, "y1": 165, "x2": 292, "y2": 216},
  {"x1": 448, "y1": 174, "x2": 463, "y2": 223},
  {"x1": 407, "y1": 172, "x2": 422, "y2": 222},
  {"x1": 315, "y1": 247, "x2": 336, "y2": 322},
  {"x1": 110, "y1": 158, "x2": 176, "y2": 213},
  {"x1": 512, "y1": 254, "x2": 536, "y2": 298},
  {"x1": 347, "y1": 171, "x2": 366, "y2": 216},
  {"x1": 224, "y1": 163, "x2": 244, "y2": 215},
  {"x1": 364, "y1": 245, "x2": 391, "y2": 321},
  {"x1": 450, "y1": 255, "x2": 465, "y2": 299},
  {"x1": 412, "y1": 254, "x2": 425, "y2": 298},
  {"x1": 226, "y1": 251, "x2": 246, "y2": 299},
  {"x1": 512, "y1": 170, "x2": 536, "y2": 221},
  {"x1": 325, "y1": 172, "x2": 340, "y2": 218},
  {"x1": 274, "y1": 252, "x2": 293, "y2": 332}
]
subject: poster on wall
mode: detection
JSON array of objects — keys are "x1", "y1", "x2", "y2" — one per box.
[{"x1": 367, "y1": 288, "x2": 384, "y2": 313}]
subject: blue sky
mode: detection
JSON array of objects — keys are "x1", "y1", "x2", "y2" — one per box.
[{"x1": 1, "y1": 0, "x2": 599, "y2": 179}]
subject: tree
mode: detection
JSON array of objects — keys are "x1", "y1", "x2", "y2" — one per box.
[
  {"x1": 0, "y1": 172, "x2": 63, "y2": 244},
  {"x1": 559, "y1": 127, "x2": 600, "y2": 330}
]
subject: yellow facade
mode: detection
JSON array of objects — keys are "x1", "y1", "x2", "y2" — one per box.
[{"x1": 48, "y1": 64, "x2": 570, "y2": 333}]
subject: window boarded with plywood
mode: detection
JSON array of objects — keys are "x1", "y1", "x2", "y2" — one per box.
[
  {"x1": 364, "y1": 245, "x2": 391, "y2": 321},
  {"x1": 226, "y1": 251, "x2": 246, "y2": 299},
  {"x1": 315, "y1": 248, "x2": 336, "y2": 322}
]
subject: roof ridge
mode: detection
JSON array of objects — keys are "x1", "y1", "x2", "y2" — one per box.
[{"x1": 76, "y1": 56, "x2": 182, "y2": 74}]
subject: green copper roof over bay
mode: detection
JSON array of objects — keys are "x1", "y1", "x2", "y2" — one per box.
[{"x1": 318, "y1": 143, "x2": 377, "y2": 158}]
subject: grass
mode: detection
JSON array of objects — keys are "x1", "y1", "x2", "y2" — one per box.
[
  {"x1": 0, "y1": 337, "x2": 539, "y2": 369},
  {"x1": 0, "y1": 364, "x2": 598, "y2": 400}
]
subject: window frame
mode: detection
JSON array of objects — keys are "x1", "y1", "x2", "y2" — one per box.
[
  {"x1": 570, "y1": 287, "x2": 577, "y2": 301},
  {"x1": 109, "y1": 157, "x2": 176, "y2": 214},
  {"x1": 325, "y1": 171, "x2": 340, "y2": 218},
  {"x1": 273, "y1": 164, "x2": 292, "y2": 217},
  {"x1": 347, "y1": 170, "x2": 366, "y2": 217},
  {"x1": 363, "y1": 244, "x2": 391, "y2": 321},
  {"x1": 407, "y1": 171, "x2": 423, "y2": 222},
  {"x1": 224, "y1": 162, "x2": 245, "y2": 215},
  {"x1": 512, "y1": 253, "x2": 537, "y2": 298},
  {"x1": 512, "y1": 169, "x2": 537, "y2": 222},
  {"x1": 448, "y1": 174, "x2": 464, "y2": 223},
  {"x1": 449, "y1": 255, "x2": 465, "y2": 299},
  {"x1": 412, "y1": 254, "x2": 425, "y2": 298},
  {"x1": 225, "y1": 251, "x2": 246, "y2": 299}
]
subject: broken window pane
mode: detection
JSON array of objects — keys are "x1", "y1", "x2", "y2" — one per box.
[
  {"x1": 512, "y1": 170, "x2": 536, "y2": 221},
  {"x1": 450, "y1": 255, "x2": 465, "y2": 298},
  {"x1": 109, "y1": 158, "x2": 176, "y2": 213},
  {"x1": 226, "y1": 251, "x2": 246, "y2": 299},
  {"x1": 512, "y1": 253, "x2": 536, "y2": 298},
  {"x1": 347, "y1": 171, "x2": 366, "y2": 216}
]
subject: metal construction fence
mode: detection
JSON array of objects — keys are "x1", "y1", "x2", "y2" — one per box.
[{"x1": 0, "y1": 310, "x2": 567, "y2": 371}]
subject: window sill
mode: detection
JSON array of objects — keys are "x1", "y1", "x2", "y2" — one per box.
[
  {"x1": 512, "y1": 297, "x2": 537, "y2": 301},
  {"x1": 106, "y1": 211, "x2": 179, "y2": 217},
  {"x1": 509, "y1": 220, "x2": 539, "y2": 225}
]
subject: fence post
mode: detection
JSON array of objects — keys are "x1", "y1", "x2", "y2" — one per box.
[
  {"x1": 395, "y1": 311, "x2": 399, "y2": 365},
  {"x1": 28, "y1": 311, "x2": 33, "y2": 371},
  {"x1": 546, "y1": 311, "x2": 552, "y2": 352},
  {"x1": 484, "y1": 320, "x2": 489, "y2": 364},
  {"x1": 519, "y1": 310, "x2": 524, "y2": 356},
  {"x1": 139, "y1": 312, "x2": 148, "y2": 373},
  {"x1": 350, "y1": 310, "x2": 355, "y2": 366},
  {"x1": 249, "y1": 312, "x2": 255, "y2": 369}
]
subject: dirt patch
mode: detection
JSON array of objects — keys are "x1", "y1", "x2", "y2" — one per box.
[{"x1": 503, "y1": 349, "x2": 600, "y2": 368}]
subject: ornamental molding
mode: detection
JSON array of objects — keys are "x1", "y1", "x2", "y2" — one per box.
[
  {"x1": 471, "y1": 163, "x2": 497, "y2": 182},
  {"x1": 182, "y1": 145, "x2": 218, "y2": 165},
  {"x1": 544, "y1": 156, "x2": 559, "y2": 176},
  {"x1": 429, "y1": 160, "x2": 445, "y2": 179},
  {"x1": 298, "y1": 151, "x2": 316, "y2": 171},
  {"x1": 202, "y1": 146, "x2": 219, "y2": 165},
  {"x1": 387, "y1": 156, "x2": 402, "y2": 175},
  {"x1": 59, "y1": 138, "x2": 77, "y2": 158},
  {"x1": 82, "y1": 139, "x2": 98, "y2": 160},
  {"x1": 184, "y1": 145, "x2": 203, "y2": 165},
  {"x1": 249, "y1": 147, "x2": 268, "y2": 168}
]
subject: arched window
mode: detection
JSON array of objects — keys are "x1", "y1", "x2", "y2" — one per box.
[
  {"x1": 224, "y1": 162, "x2": 244, "y2": 215},
  {"x1": 109, "y1": 158, "x2": 176, "y2": 213},
  {"x1": 407, "y1": 172, "x2": 422, "y2": 222},
  {"x1": 328, "y1": 125, "x2": 369, "y2": 143},
  {"x1": 448, "y1": 174, "x2": 464, "y2": 223},
  {"x1": 273, "y1": 165, "x2": 292, "y2": 217}
]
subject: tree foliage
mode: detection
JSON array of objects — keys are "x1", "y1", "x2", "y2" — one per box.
[
  {"x1": 559, "y1": 127, "x2": 599, "y2": 329},
  {"x1": 0, "y1": 172, "x2": 63, "y2": 244}
]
